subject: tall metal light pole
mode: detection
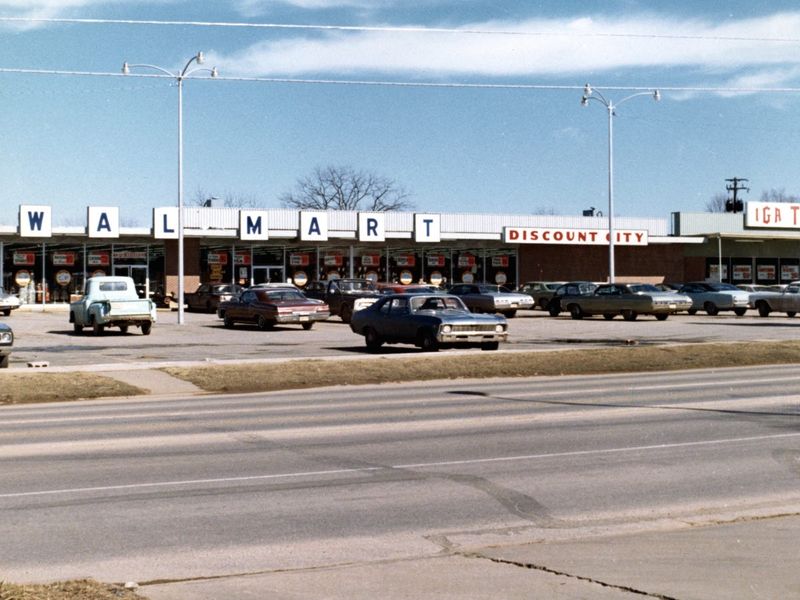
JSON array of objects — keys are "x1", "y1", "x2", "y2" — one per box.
[
  {"x1": 122, "y1": 52, "x2": 218, "y2": 324},
  {"x1": 581, "y1": 84, "x2": 659, "y2": 283}
]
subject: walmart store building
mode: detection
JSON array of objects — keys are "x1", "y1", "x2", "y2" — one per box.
[{"x1": 2, "y1": 202, "x2": 800, "y2": 303}]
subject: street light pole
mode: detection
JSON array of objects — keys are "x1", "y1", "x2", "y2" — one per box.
[
  {"x1": 122, "y1": 52, "x2": 218, "y2": 325},
  {"x1": 581, "y1": 84, "x2": 659, "y2": 283}
]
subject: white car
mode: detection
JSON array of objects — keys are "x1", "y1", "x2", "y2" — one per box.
[
  {"x1": 678, "y1": 282, "x2": 750, "y2": 316},
  {"x1": 0, "y1": 287, "x2": 20, "y2": 316}
]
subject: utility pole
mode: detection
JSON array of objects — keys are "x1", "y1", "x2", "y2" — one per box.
[{"x1": 725, "y1": 177, "x2": 749, "y2": 213}]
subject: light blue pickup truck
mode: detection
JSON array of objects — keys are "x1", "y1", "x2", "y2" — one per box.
[{"x1": 69, "y1": 276, "x2": 157, "y2": 335}]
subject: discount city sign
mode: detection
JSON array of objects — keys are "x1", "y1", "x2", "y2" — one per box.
[{"x1": 503, "y1": 227, "x2": 648, "y2": 245}]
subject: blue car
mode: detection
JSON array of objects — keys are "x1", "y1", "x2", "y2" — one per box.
[{"x1": 349, "y1": 293, "x2": 507, "y2": 352}]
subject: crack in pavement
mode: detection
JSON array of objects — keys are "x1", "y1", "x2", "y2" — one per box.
[{"x1": 460, "y1": 550, "x2": 681, "y2": 600}]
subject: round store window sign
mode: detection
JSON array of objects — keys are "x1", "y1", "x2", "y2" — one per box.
[
  {"x1": 429, "y1": 271, "x2": 443, "y2": 286},
  {"x1": 92, "y1": 270, "x2": 106, "y2": 278},
  {"x1": 14, "y1": 270, "x2": 31, "y2": 287},
  {"x1": 365, "y1": 270, "x2": 379, "y2": 283},
  {"x1": 399, "y1": 270, "x2": 414, "y2": 285},
  {"x1": 55, "y1": 270, "x2": 72, "y2": 287},
  {"x1": 293, "y1": 271, "x2": 308, "y2": 287},
  {"x1": 495, "y1": 271, "x2": 507, "y2": 285},
  {"x1": 461, "y1": 271, "x2": 475, "y2": 284}
]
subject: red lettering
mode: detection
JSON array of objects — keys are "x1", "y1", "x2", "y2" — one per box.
[
  {"x1": 509, "y1": 229, "x2": 519, "y2": 241},
  {"x1": 775, "y1": 207, "x2": 782, "y2": 224},
  {"x1": 554, "y1": 231, "x2": 563, "y2": 241},
  {"x1": 793, "y1": 206, "x2": 800, "y2": 226}
]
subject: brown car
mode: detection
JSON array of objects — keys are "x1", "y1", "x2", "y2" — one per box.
[{"x1": 217, "y1": 288, "x2": 330, "y2": 330}]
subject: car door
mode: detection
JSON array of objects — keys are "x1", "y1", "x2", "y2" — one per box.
[{"x1": 230, "y1": 290, "x2": 258, "y2": 322}]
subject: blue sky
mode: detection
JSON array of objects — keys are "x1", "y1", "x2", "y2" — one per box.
[{"x1": 2, "y1": 0, "x2": 800, "y2": 225}]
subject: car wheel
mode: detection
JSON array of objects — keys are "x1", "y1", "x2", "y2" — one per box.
[
  {"x1": 0, "y1": 354, "x2": 8, "y2": 368},
  {"x1": 340, "y1": 304, "x2": 353, "y2": 324},
  {"x1": 119, "y1": 324, "x2": 129, "y2": 334},
  {"x1": 2, "y1": 309, "x2": 9, "y2": 317},
  {"x1": 72, "y1": 319, "x2": 83, "y2": 334},
  {"x1": 568, "y1": 304, "x2": 583, "y2": 320},
  {"x1": 733, "y1": 307, "x2": 747, "y2": 317},
  {"x1": 539, "y1": 299, "x2": 549, "y2": 311},
  {"x1": 756, "y1": 302, "x2": 770, "y2": 317},
  {"x1": 503, "y1": 310, "x2": 517, "y2": 318},
  {"x1": 687, "y1": 309, "x2": 698, "y2": 315},
  {"x1": 480, "y1": 341, "x2": 499, "y2": 351},
  {"x1": 704, "y1": 302, "x2": 719, "y2": 316},
  {"x1": 92, "y1": 319, "x2": 104, "y2": 336},
  {"x1": 655, "y1": 314, "x2": 669, "y2": 321},
  {"x1": 224, "y1": 315, "x2": 235, "y2": 329},
  {"x1": 603, "y1": 314, "x2": 615, "y2": 320},
  {"x1": 364, "y1": 327, "x2": 383, "y2": 350},
  {"x1": 548, "y1": 304, "x2": 560, "y2": 317},
  {"x1": 419, "y1": 329, "x2": 439, "y2": 352},
  {"x1": 141, "y1": 321, "x2": 152, "y2": 336},
  {"x1": 257, "y1": 315, "x2": 274, "y2": 330},
  {"x1": 622, "y1": 309, "x2": 638, "y2": 321},
  {"x1": 302, "y1": 322, "x2": 314, "y2": 330},
  {"x1": 787, "y1": 311, "x2": 797, "y2": 318}
]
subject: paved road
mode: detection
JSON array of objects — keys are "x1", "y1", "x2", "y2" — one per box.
[
  {"x1": 1, "y1": 367, "x2": 798, "y2": 598},
  {"x1": 6, "y1": 305, "x2": 800, "y2": 369}
]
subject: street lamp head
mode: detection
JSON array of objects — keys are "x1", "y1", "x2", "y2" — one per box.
[
  {"x1": 121, "y1": 62, "x2": 130, "y2": 75},
  {"x1": 196, "y1": 51, "x2": 205, "y2": 65},
  {"x1": 583, "y1": 83, "x2": 592, "y2": 97},
  {"x1": 580, "y1": 96, "x2": 589, "y2": 107},
  {"x1": 210, "y1": 66, "x2": 219, "y2": 78},
  {"x1": 653, "y1": 89, "x2": 661, "y2": 102}
]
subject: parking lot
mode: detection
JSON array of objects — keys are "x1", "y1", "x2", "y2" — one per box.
[{"x1": 4, "y1": 305, "x2": 800, "y2": 370}]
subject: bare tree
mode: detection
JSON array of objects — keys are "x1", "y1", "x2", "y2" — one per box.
[
  {"x1": 705, "y1": 193, "x2": 728, "y2": 213},
  {"x1": 760, "y1": 188, "x2": 800, "y2": 203},
  {"x1": 281, "y1": 165, "x2": 414, "y2": 211}
]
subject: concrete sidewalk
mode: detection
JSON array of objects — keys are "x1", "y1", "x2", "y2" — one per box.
[{"x1": 142, "y1": 514, "x2": 800, "y2": 600}]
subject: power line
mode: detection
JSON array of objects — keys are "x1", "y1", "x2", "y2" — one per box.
[
  {"x1": 1, "y1": 16, "x2": 800, "y2": 44},
  {"x1": 1, "y1": 67, "x2": 800, "y2": 95}
]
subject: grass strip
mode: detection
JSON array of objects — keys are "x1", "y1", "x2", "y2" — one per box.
[
  {"x1": 162, "y1": 340, "x2": 800, "y2": 394},
  {"x1": 0, "y1": 579, "x2": 144, "y2": 600},
  {"x1": 0, "y1": 372, "x2": 143, "y2": 405}
]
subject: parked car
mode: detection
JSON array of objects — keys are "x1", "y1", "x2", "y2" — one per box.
[
  {"x1": 185, "y1": 283, "x2": 243, "y2": 313},
  {"x1": 547, "y1": 281, "x2": 599, "y2": 316},
  {"x1": 0, "y1": 287, "x2": 21, "y2": 316},
  {"x1": 70, "y1": 276, "x2": 157, "y2": 335},
  {"x1": 447, "y1": 283, "x2": 534, "y2": 317},
  {"x1": 737, "y1": 284, "x2": 776, "y2": 294},
  {"x1": 749, "y1": 282, "x2": 800, "y2": 317},
  {"x1": 655, "y1": 282, "x2": 684, "y2": 292},
  {"x1": 515, "y1": 281, "x2": 564, "y2": 311},
  {"x1": 0, "y1": 322, "x2": 12, "y2": 368},
  {"x1": 375, "y1": 283, "x2": 444, "y2": 295},
  {"x1": 304, "y1": 278, "x2": 381, "y2": 323},
  {"x1": 677, "y1": 282, "x2": 750, "y2": 316},
  {"x1": 350, "y1": 293, "x2": 507, "y2": 352},
  {"x1": 560, "y1": 283, "x2": 692, "y2": 321},
  {"x1": 218, "y1": 287, "x2": 330, "y2": 330}
]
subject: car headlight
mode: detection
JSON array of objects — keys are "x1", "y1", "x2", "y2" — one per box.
[
  {"x1": 0, "y1": 331, "x2": 12, "y2": 343},
  {"x1": 495, "y1": 324, "x2": 505, "y2": 333},
  {"x1": 441, "y1": 324, "x2": 452, "y2": 334}
]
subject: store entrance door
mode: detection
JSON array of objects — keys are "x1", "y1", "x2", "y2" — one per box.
[
  {"x1": 252, "y1": 266, "x2": 285, "y2": 285},
  {"x1": 113, "y1": 265, "x2": 149, "y2": 298}
]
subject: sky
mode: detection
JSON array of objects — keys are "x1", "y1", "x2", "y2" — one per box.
[{"x1": 2, "y1": 0, "x2": 800, "y2": 226}]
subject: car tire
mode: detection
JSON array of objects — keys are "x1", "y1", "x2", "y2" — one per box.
[
  {"x1": 0, "y1": 354, "x2": 7, "y2": 368},
  {"x1": 757, "y1": 303, "x2": 770, "y2": 317},
  {"x1": 119, "y1": 324, "x2": 129, "y2": 334},
  {"x1": 302, "y1": 322, "x2": 314, "y2": 330},
  {"x1": 224, "y1": 315, "x2": 235, "y2": 329},
  {"x1": 622, "y1": 310, "x2": 638, "y2": 321},
  {"x1": 72, "y1": 319, "x2": 83, "y2": 334},
  {"x1": 340, "y1": 304, "x2": 353, "y2": 324},
  {"x1": 568, "y1": 304, "x2": 583, "y2": 320},
  {"x1": 603, "y1": 314, "x2": 615, "y2": 320},
  {"x1": 141, "y1": 321, "x2": 152, "y2": 336},
  {"x1": 480, "y1": 341, "x2": 499, "y2": 351},
  {"x1": 503, "y1": 310, "x2": 517, "y2": 318},
  {"x1": 419, "y1": 329, "x2": 439, "y2": 352},
  {"x1": 364, "y1": 327, "x2": 383, "y2": 350},
  {"x1": 2, "y1": 309, "x2": 9, "y2": 317},
  {"x1": 787, "y1": 311, "x2": 797, "y2": 318},
  {"x1": 687, "y1": 309, "x2": 698, "y2": 315},
  {"x1": 548, "y1": 304, "x2": 560, "y2": 317},
  {"x1": 92, "y1": 319, "x2": 104, "y2": 336},
  {"x1": 257, "y1": 315, "x2": 274, "y2": 330},
  {"x1": 655, "y1": 314, "x2": 669, "y2": 321},
  {"x1": 704, "y1": 302, "x2": 719, "y2": 316},
  {"x1": 733, "y1": 307, "x2": 747, "y2": 317}
]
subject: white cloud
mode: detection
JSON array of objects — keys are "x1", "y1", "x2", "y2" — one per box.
[{"x1": 210, "y1": 12, "x2": 800, "y2": 83}]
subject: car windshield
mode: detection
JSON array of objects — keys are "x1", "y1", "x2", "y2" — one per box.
[
  {"x1": 707, "y1": 283, "x2": 740, "y2": 291},
  {"x1": 260, "y1": 290, "x2": 306, "y2": 302},
  {"x1": 340, "y1": 280, "x2": 375, "y2": 292},
  {"x1": 411, "y1": 296, "x2": 467, "y2": 311},
  {"x1": 211, "y1": 285, "x2": 237, "y2": 293},
  {"x1": 628, "y1": 284, "x2": 660, "y2": 293}
]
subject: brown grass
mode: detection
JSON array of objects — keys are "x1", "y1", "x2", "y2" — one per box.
[
  {"x1": 0, "y1": 373, "x2": 142, "y2": 405},
  {"x1": 0, "y1": 579, "x2": 145, "y2": 600},
  {"x1": 162, "y1": 340, "x2": 800, "y2": 394}
]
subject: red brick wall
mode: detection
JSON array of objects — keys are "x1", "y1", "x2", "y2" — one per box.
[{"x1": 163, "y1": 238, "x2": 201, "y2": 297}]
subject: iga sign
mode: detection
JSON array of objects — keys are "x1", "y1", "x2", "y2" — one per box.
[
  {"x1": 504, "y1": 227, "x2": 648, "y2": 246},
  {"x1": 746, "y1": 201, "x2": 800, "y2": 228}
]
